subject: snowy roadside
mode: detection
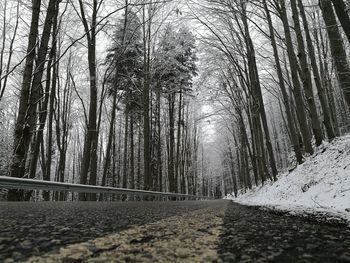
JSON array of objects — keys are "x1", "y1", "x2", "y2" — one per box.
[{"x1": 226, "y1": 135, "x2": 350, "y2": 224}]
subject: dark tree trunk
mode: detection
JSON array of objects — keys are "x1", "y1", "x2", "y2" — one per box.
[
  {"x1": 315, "y1": 25, "x2": 340, "y2": 136},
  {"x1": 263, "y1": 0, "x2": 303, "y2": 163},
  {"x1": 175, "y1": 89, "x2": 182, "y2": 193},
  {"x1": 246, "y1": 105, "x2": 261, "y2": 184},
  {"x1": 320, "y1": 0, "x2": 350, "y2": 110},
  {"x1": 117, "y1": 114, "x2": 123, "y2": 189},
  {"x1": 45, "y1": 39, "x2": 59, "y2": 202},
  {"x1": 331, "y1": 0, "x2": 350, "y2": 44},
  {"x1": 129, "y1": 112, "x2": 135, "y2": 190},
  {"x1": 168, "y1": 93, "x2": 176, "y2": 193},
  {"x1": 297, "y1": 0, "x2": 335, "y2": 141},
  {"x1": 123, "y1": 111, "x2": 129, "y2": 190},
  {"x1": 290, "y1": 0, "x2": 324, "y2": 146},
  {"x1": 8, "y1": 0, "x2": 58, "y2": 201},
  {"x1": 157, "y1": 86, "x2": 163, "y2": 192},
  {"x1": 78, "y1": 0, "x2": 98, "y2": 201},
  {"x1": 142, "y1": 3, "x2": 152, "y2": 191},
  {"x1": 241, "y1": 3, "x2": 278, "y2": 180},
  {"x1": 101, "y1": 91, "x2": 118, "y2": 187},
  {"x1": 278, "y1": 0, "x2": 314, "y2": 155},
  {"x1": 228, "y1": 146, "x2": 238, "y2": 198},
  {"x1": 137, "y1": 124, "x2": 142, "y2": 189},
  {"x1": 28, "y1": 0, "x2": 59, "y2": 183}
]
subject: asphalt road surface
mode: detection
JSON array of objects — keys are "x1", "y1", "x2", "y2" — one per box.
[{"x1": 0, "y1": 200, "x2": 349, "y2": 262}]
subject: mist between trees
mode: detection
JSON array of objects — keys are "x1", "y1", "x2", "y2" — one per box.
[{"x1": 0, "y1": 0, "x2": 350, "y2": 201}]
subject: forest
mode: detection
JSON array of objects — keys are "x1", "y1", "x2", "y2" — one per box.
[{"x1": 0, "y1": 0, "x2": 349, "y2": 201}]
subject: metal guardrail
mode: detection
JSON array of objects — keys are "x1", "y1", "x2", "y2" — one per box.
[{"x1": 0, "y1": 176, "x2": 212, "y2": 200}]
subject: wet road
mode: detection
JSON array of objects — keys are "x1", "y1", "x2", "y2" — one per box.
[
  {"x1": 0, "y1": 200, "x2": 349, "y2": 262},
  {"x1": 219, "y1": 202, "x2": 350, "y2": 263}
]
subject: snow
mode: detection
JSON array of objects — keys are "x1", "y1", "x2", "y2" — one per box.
[{"x1": 227, "y1": 134, "x2": 350, "y2": 223}]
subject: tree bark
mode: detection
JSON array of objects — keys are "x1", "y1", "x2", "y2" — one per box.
[
  {"x1": 78, "y1": 0, "x2": 99, "y2": 201},
  {"x1": 297, "y1": 0, "x2": 335, "y2": 141},
  {"x1": 8, "y1": 0, "x2": 58, "y2": 201},
  {"x1": 320, "y1": 0, "x2": 350, "y2": 110},
  {"x1": 175, "y1": 89, "x2": 182, "y2": 193},
  {"x1": 241, "y1": 3, "x2": 278, "y2": 180},
  {"x1": 315, "y1": 24, "x2": 340, "y2": 136},
  {"x1": 129, "y1": 112, "x2": 135, "y2": 190},
  {"x1": 28, "y1": 0, "x2": 59, "y2": 183},
  {"x1": 156, "y1": 85, "x2": 163, "y2": 192},
  {"x1": 290, "y1": 0, "x2": 324, "y2": 146},
  {"x1": 123, "y1": 111, "x2": 129, "y2": 190},
  {"x1": 142, "y1": 4, "x2": 152, "y2": 191},
  {"x1": 168, "y1": 93, "x2": 176, "y2": 193},
  {"x1": 101, "y1": 91, "x2": 118, "y2": 187},
  {"x1": 331, "y1": 0, "x2": 350, "y2": 44},
  {"x1": 263, "y1": 0, "x2": 303, "y2": 163},
  {"x1": 278, "y1": 0, "x2": 314, "y2": 155}
]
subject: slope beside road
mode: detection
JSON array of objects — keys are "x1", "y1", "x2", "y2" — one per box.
[{"x1": 229, "y1": 135, "x2": 350, "y2": 223}]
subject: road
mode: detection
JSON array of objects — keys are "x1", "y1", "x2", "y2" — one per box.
[{"x1": 0, "y1": 200, "x2": 349, "y2": 262}]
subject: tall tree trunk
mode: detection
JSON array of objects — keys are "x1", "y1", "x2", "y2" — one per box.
[
  {"x1": 228, "y1": 146, "x2": 238, "y2": 197},
  {"x1": 102, "y1": 1, "x2": 128, "y2": 192},
  {"x1": 78, "y1": 0, "x2": 98, "y2": 201},
  {"x1": 8, "y1": 0, "x2": 58, "y2": 201},
  {"x1": 297, "y1": 0, "x2": 335, "y2": 141},
  {"x1": 129, "y1": 112, "x2": 135, "y2": 190},
  {"x1": 7, "y1": 0, "x2": 39, "y2": 188},
  {"x1": 28, "y1": 1, "x2": 59, "y2": 182},
  {"x1": 111, "y1": 124, "x2": 117, "y2": 189},
  {"x1": 137, "y1": 124, "x2": 142, "y2": 189},
  {"x1": 101, "y1": 91, "x2": 118, "y2": 187},
  {"x1": 55, "y1": 68, "x2": 71, "y2": 201},
  {"x1": 315, "y1": 24, "x2": 340, "y2": 136},
  {"x1": 175, "y1": 89, "x2": 182, "y2": 193},
  {"x1": 0, "y1": 0, "x2": 19, "y2": 101},
  {"x1": 278, "y1": 0, "x2": 314, "y2": 155},
  {"x1": 142, "y1": 2, "x2": 152, "y2": 191},
  {"x1": 330, "y1": 0, "x2": 350, "y2": 44},
  {"x1": 263, "y1": 0, "x2": 303, "y2": 163},
  {"x1": 157, "y1": 85, "x2": 162, "y2": 192},
  {"x1": 320, "y1": 0, "x2": 350, "y2": 110},
  {"x1": 290, "y1": 0, "x2": 324, "y2": 146},
  {"x1": 246, "y1": 105, "x2": 261, "y2": 184},
  {"x1": 117, "y1": 114, "x2": 123, "y2": 189},
  {"x1": 168, "y1": 93, "x2": 176, "y2": 193},
  {"x1": 193, "y1": 120, "x2": 198, "y2": 195},
  {"x1": 45, "y1": 48, "x2": 60, "y2": 202},
  {"x1": 123, "y1": 111, "x2": 129, "y2": 190},
  {"x1": 180, "y1": 104, "x2": 188, "y2": 194},
  {"x1": 241, "y1": 3, "x2": 278, "y2": 180}
]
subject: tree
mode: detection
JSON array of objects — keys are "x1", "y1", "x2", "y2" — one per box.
[
  {"x1": 330, "y1": 0, "x2": 350, "y2": 44},
  {"x1": 262, "y1": 0, "x2": 303, "y2": 163},
  {"x1": 320, "y1": 0, "x2": 350, "y2": 110},
  {"x1": 290, "y1": 0, "x2": 324, "y2": 146},
  {"x1": 101, "y1": 6, "x2": 143, "y2": 192},
  {"x1": 297, "y1": 0, "x2": 335, "y2": 141},
  {"x1": 277, "y1": 0, "x2": 314, "y2": 155},
  {"x1": 77, "y1": 0, "x2": 99, "y2": 201},
  {"x1": 155, "y1": 25, "x2": 197, "y2": 193},
  {"x1": 142, "y1": 1, "x2": 152, "y2": 191},
  {"x1": 0, "y1": 0, "x2": 20, "y2": 102},
  {"x1": 8, "y1": 0, "x2": 58, "y2": 201}
]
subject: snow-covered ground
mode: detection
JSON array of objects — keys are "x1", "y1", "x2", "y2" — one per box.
[{"x1": 227, "y1": 135, "x2": 350, "y2": 223}]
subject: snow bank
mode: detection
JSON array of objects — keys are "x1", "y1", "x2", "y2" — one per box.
[{"x1": 228, "y1": 134, "x2": 350, "y2": 222}]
